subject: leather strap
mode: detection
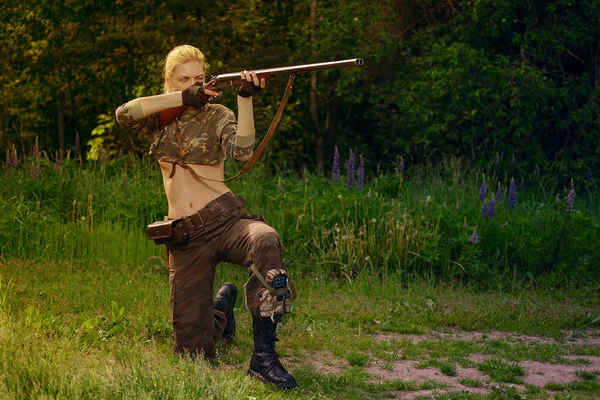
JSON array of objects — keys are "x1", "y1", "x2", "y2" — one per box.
[
  {"x1": 173, "y1": 74, "x2": 296, "y2": 183},
  {"x1": 185, "y1": 193, "x2": 245, "y2": 230},
  {"x1": 169, "y1": 120, "x2": 186, "y2": 179}
]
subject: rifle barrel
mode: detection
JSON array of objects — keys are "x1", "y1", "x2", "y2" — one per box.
[{"x1": 213, "y1": 58, "x2": 364, "y2": 87}]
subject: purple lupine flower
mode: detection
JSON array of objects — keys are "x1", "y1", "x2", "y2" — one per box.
[
  {"x1": 398, "y1": 156, "x2": 405, "y2": 172},
  {"x1": 356, "y1": 155, "x2": 364, "y2": 191},
  {"x1": 510, "y1": 155, "x2": 516, "y2": 166},
  {"x1": 519, "y1": 179, "x2": 525, "y2": 191},
  {"x1": 508, "y1": 177, "x2": 517, "y2": 210},
  {"x1": 7, "y1": 147, "x2": 18, "y2": 171},
  {"x1": 487, "y1": 198, "x2": 496, "y2": 219},
  {"x1": 31, "y1": 164, "x2": 40, "y2": 179},
  {"x1": 567, "y1": 180, "x2": 575, "y2": 213},
  {"x1": 479, "y1": 176, "x2": 487, "y2": 203},
  {"x1": 495, "y1": 182, "x2": 503, "y2": 202},
  {"x1": 346, "y1": 150, "x2": 355, "y2": 190},
  {"x1": 456, "y1": 199, "x2": 460, "y2": 210},
  {"x1": 30, "y1": 137, "x2": 41, "y2": 180},
  {"x1": 332, "y1": 145, "x2": 340, "y2": 182},
  {"x1": 32, "y1": 137, "x2": 40, "y2": 160},
  {"x1": 4, "y1": 150, "x2": 10, "y2": 177},
  {"x1": 13, "y1": 148, "x2": 19, "y2": 169},
  {"x1": 6, "y1": 148, "x2": 18, "y2": 176},
  {"x1": 54, "y1": 149, "x2": 63, "y2": 172},
  {"x1": 586, "y1": 168, "x2": 592, "y2": 182},
  {"x1": 8, "y1": 148, "x2": 14, "y2": 170},
  {"x1": 481, "y1": 199, "x2": 489, "y2": 217},
  {"x1": 74, "y1": 132, "x2": 81, "y2": 160},
  {"x1": 470, "y1": 227, "x2": 479, "y2": 244}
]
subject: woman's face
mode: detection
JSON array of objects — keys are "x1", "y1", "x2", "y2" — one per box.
[{"x1": 166, "y1": 60, "x2": 205, "y2": 92}]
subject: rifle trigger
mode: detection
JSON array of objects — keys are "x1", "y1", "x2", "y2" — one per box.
[{"x1": 210, "y1": 91, "x2": 223, "y2": 102}]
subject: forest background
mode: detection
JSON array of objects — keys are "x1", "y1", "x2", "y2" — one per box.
[
  {"x1": 1, "y1": 0, "x2": 600, "y2": 287},
  {"x1": 1, "y1": 0, "x2": 599, "y2": 177}
]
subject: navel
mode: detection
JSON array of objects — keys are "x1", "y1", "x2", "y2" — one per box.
[{"x1": 189, "y1": 203, "x2": 194, "y2": 209}]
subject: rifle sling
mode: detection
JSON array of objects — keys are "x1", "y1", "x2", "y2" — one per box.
[{"x1": 171, "y1": 74, "x2": 296, "y2": 184}]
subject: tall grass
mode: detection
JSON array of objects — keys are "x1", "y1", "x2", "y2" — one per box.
[{"x1": 1, "y1": 153, "x2": 599, "y2": 288}]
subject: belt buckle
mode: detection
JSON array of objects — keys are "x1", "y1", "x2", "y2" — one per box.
[{"x1": 189, "y1": 212, "x2": 204, "y2": 230}]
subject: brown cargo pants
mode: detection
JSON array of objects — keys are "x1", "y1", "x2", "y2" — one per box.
[{"x1": 165, "y1": 192, "x2": 290, "y2": 358}]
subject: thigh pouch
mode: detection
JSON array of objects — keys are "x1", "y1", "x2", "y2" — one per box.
[{"x1": 250, "y1": 264, "x2": 297, "y2": 321}]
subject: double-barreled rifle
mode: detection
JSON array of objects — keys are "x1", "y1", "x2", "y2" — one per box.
[{"x1": 158, "y1": 58, "x2": 364, "y2": 182}]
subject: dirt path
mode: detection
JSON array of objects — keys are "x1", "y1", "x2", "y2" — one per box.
[
  {"x1": 300, "y1": 330, "x2": 600, "y2": 399},
  {"x1": 374, "y1": 329, "x2": 600, "y2": 346}
]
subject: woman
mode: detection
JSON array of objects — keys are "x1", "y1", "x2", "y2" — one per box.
[{"x1": 115, "y1": 45, "x2": 297, "y2": 390}]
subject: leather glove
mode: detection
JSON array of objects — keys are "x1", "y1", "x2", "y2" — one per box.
[
  {"x1": 182, "y1": 82, "x2": 211, "y2": 109},
  {"x1": 238, "y1": 74, "x2": 263, "y2": 98}
]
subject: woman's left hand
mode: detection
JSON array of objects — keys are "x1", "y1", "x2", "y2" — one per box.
[{"x1": 238, "y1": 70, "x2": 266, "y2": 98}]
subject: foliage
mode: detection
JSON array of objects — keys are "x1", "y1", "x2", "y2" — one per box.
[
  {"x1": 2, "y1": 0, "x2": 598, "y2": 176},
  {"x1": 1, "y1": 153, "x2": 599, "y2": 289}
]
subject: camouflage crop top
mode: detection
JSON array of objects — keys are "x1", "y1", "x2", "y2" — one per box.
[{"x1": 115, "y1": 103, "x2": 254, "y2": 166}]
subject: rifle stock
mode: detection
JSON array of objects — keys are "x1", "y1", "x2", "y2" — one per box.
[
  {"x1": 158, "y1": 105, "x2": 187, "y2": 129},
  {"x1": 158, "y1": 58, "x2": 363, "y2": 129}
]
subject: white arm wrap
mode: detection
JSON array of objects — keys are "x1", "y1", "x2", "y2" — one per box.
[
  {"x1": 126, "y1": 98, "x2": 147, "y2": 120},
  {"x1": 236, "y1": 96, "x2": 256, "y2": 148}
]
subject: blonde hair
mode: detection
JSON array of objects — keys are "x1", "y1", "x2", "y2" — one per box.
[{"x1": 163, "y1": 45, "x2": 208, "y2": 93}]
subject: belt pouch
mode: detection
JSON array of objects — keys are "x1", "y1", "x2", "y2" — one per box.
[{"x1": 146, "y1": 219, "x2": 190, "y2": 245}]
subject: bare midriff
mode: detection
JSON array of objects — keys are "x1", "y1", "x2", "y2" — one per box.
[{"x1": 159, "y1": 161, "x2": 230, "y2": 219}]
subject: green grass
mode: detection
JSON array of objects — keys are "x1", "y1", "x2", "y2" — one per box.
[
  {"x1": 415, "y1": 359, "x2": 457, "y2": 376},
  {"x1": 575, "y1": 370, "x2": 600, "y2": 381},
  {"x1": 346, "y1": 352, "x2": 371, "y2": 367},
  {"x1": 476, "y1": 359, "x2": 525, "y2": 384},
  {"x1": 439, "y1": 363, "x2": 457, "y2": 376},
  {"x1": 0, "y1": 258, "x2": 599, "y2": 398},
  {"x1": 2, "y1": 155, "x2": 600, "y2": 289},
  {"x1": 459, "y1": 378, "x2": 484, "y2": 387},
  {"x1": 546, "y1": 381, "x2": 600, "y2": 393}
]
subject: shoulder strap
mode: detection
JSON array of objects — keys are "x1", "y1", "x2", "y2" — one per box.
[{"x1": 177, "y1": 74, "x2": 296, "y2": 184}]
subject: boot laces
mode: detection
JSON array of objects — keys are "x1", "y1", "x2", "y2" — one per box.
[{"x1": 260, "y1": 336, "x2": 283, "y2": 369}]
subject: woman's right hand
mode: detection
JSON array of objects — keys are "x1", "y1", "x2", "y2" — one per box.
[{"x1": 182, "y1": 80, "x2": 220, "y2": 109}]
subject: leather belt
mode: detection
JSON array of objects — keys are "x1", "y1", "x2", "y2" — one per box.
[{"x1": 184, "y1": 192, "x2": 246, "y2": 230}]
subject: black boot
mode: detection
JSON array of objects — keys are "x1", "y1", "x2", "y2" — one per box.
[
  {"x1": 248, "y1": 315, "x2": 297, "y2": 389},
  {"x1": 213, "y1": 282, "x2": 237, "y2": 342}
]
